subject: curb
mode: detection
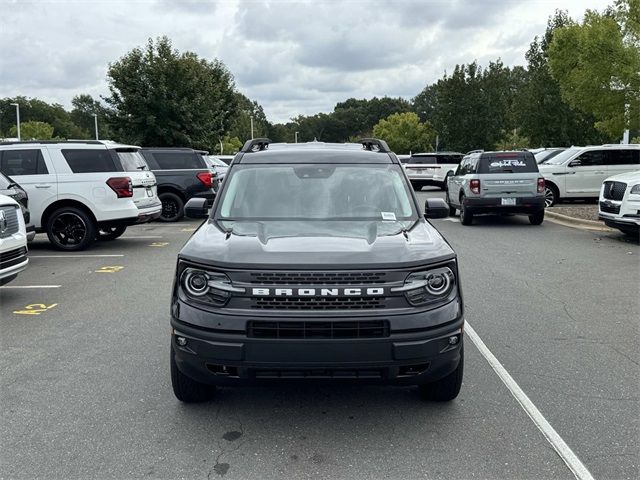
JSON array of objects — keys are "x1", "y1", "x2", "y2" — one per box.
[{"x1": 545, "y1": 210, "x2": 614, "y2": 232}]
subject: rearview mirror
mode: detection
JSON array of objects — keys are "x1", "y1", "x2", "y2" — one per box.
[
  {"x1": 569, "y1": 159, "x2": 581, "y2": 167},
  {"x1": 424, "y1": 198, "x2": 449, "y2": 219},
  {"x1": 184, "y1": 198, "x2": 209, "y2": 219}
]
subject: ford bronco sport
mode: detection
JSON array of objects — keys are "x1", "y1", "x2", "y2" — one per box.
[{"x1": 170, "y1": 139, "x2": 464, "y2": 403}]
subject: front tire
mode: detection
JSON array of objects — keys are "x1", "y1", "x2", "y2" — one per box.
[
  {"x1": 98, "y1": 225, "x2": 127, "y2": 241},
  {"x1": 46, "y1": 207, "x2": 97, "y2": 251},
  {"x1": 529, "y1": 210, "x2": 544, "y2": 225},
  {"x1": 418, "y1": 346, "x2": 464, "y2": 401},
  {"x1": 170, "y1": 347, "x2": 215, "y2": 403},
  {"x1": 159, "y1": 192, "x2": 184, "y2": 222},
  {"x1": 460, "y1": 197, "x2": 473, "y2": 225}
]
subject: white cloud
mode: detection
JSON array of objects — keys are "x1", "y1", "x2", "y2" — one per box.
[{"x1": 0, "y1": 0, "x2": 612, "y2": 123}]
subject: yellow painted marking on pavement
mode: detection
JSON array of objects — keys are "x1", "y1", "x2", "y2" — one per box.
[
  {"x1": 14, "y1": 303, "x2": 58, "y2": 315},
  {"x1": 95, "y1": 266, "x2": 125, "y2": 273},
  {"x1": 149, "y1": 242, "x2": 169, "y2": 247}
]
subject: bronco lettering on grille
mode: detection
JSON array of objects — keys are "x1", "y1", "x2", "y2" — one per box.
[{"x1": 251, "y1": 287, "x2": 385, "y2": 297}]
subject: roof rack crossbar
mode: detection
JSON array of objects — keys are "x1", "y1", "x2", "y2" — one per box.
[
  {"x1": 359, "y1": 138, "x2": 391, "y2": 153},
  {"x1": 241, "y1": 138, "x2": 272, "y2": 153}
]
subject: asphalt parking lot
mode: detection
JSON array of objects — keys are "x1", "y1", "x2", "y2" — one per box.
[{"x1": 1, "y1": 191, "x2": 638, "y2": 480}]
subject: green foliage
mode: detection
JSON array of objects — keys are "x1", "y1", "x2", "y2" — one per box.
[
  {"x1": 494, "y1": 129, "x2": 530, "y2": 150},
  {"x1": 631, "y1": 136, "x2": 640, "y2": 143},
  {"x1": 548, "y1": 0, "x2": 640, "y2": 138},
  {"x1": 9, "y1": 121, "x2": 55, "y2": 140},
  {"x1": 104, "y1": 36, "x2": 238, "y2": 150},
  {"x1": 0, "y1": 96, "x2": 85, "y2": 139},
  {"x1": 221, "y1": 136, "x2": 243, "y2": 154},
  {"x1": 70, "y1": 94, "x2": 112, "y2": 139},
  {"x1": 513, "y1": 10, "x2": 608, "y2": 147},
  {"x1": 372, "y1": 112, "x2": 435, "y2": 154}
]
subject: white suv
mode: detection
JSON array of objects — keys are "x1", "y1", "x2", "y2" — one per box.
[
  {"x1": 538, "y1": 144, "x2": 640, "y2": 206},
  {"x1": 0, "y1": 194, "x2": 28, "y2": 285},
  {"x1": 598, "y1": 170, "x2": 640, "y2": 237},
  {"x1": 0, "y1": 141, "x2": 162, "y2": 251}
]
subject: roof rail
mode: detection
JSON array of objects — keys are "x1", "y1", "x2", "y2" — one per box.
[
  {"x1": 241, "y1": 138, "x2": 272, "y2": 153},
  {"x1": 0, "y1": 140, "x2": 104, "y2": 146},
  {"x1": 359, "y1": 138, "x2": 391, "y2": 153}
]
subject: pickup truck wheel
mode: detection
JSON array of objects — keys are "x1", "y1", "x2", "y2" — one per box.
[
  {"x1": 460, "y1": 197, "x2": 473, "y2": 225},
  {"x1": 46, "y1": 207, "x2": 97, "y2": 251},
  {"x1": 418, "y1": 346, "x2": 464, "y2": 402},
  {"x1": 171, "y1": 347, "x2": 215, "y2": 403},
  {"x1": 98, "y1": 225, "x2": 127, "y2": 240},
  {"x1": 159, "y1": 192, "x2": 184, "y2": 222},
  {"x1": 529, "y1": 210, "x2": 544, "y2": 225}
]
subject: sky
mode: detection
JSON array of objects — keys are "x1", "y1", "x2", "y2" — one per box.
[{"x1": 0, "y1": 0, "x2": 612, "y2": 123}]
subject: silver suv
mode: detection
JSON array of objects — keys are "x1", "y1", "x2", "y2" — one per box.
[{"x1": 446, "y1": 151, "x2": 545, "y2": 225}]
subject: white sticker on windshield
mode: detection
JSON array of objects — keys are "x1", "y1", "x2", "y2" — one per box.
[{"x1": 381, "y1": 212, "x2": 396, "y2": 221}]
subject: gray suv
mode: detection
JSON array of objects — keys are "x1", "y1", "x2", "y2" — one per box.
[{"x1": 446, "y1": 151, "x2": 545, "y2": 225}]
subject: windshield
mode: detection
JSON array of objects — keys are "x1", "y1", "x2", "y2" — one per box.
[
  {"x1": 535, "y1": 149, "x2": 565, "y2": 164},
  {"x1": 208, "y1": 156, "x2": 228, "y2": 167},
  {"x1": 115, "y1": 150, "x2": 148, "y2": 171},
  {"x1": 543, "y1": 148, "x2": 580, "y2": 165},
  {"x1": 216, "y1": 164, "x2": 416, "y2": 223}
]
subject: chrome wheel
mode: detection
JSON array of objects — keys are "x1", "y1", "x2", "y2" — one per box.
[{"x1": 544, "y1": 186, "x2": 556, "y2": 207}]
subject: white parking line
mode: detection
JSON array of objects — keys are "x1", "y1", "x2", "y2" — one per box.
[
  {"x1": 440, "y1": 217, "x2": 460, "y2": 223},
  {"x1": 0, "y1": 285, "x2": 61, "y2": 289},
  {"x1": 465, "y1": 322, "x2": 594, "y2": 480},
  {"x1": 30, "y1": 254, "x2": 125, "y2": 258},
  {"x1": 121, "y1": 235, "x2": 163, "y2": 239}
]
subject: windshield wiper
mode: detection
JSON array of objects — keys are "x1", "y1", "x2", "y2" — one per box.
[{"x1": 136, "y1": 165, "x2": 147, "y2": 170}]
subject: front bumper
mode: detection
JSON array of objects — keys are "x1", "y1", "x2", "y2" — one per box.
[
  {"x1": 463, "y1": 196, "x2": 544, "y2": 214},
  {"x1": 170, "y1": 308, "x2": 464, "y2": 386},
  {"x1": 25, "y1": 224, "x2": 36, "y2": 242},
  {"x1": 0, "y1": 251, "x2": 28, "y2": 282}
]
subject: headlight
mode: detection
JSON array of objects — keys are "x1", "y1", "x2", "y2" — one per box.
[
  {"x1": 392, "y1": 266, "x2": 456, "y2": 306},
  {"x1": 180, "y1": 267, "x2": 244, "y2": 307},
  {"x1": 630, "y1": 184, "x2": 640, "y2": 194}
]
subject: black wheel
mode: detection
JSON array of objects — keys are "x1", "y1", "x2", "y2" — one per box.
[
  {"x1": 98, "y1": 225, "x2": 127, "y2": 241},
  {"x1": 529, "y1": 210, "x2": 544, "y2": 225},
  {"x1": 459, "y1": 196, "x2": 473, "y2": 225},
  {"x1": 544, "y1": 184, "x2": 558, "y2": 207},
  {"x1": 159, "y1": 192, "x2": 184, "y2": 222},
  {"x1": 418, "y1": 345, "x2": 464, "y2": 402},
  {"x1": 411, "y1": 181, "x2": 424, "y2": 191},
  {"x1": 170, "y1": 347, "x2": 215, "y2": 403},
  {"x1": 46, "y1": 207, "x2": 97, "y2": 251}
]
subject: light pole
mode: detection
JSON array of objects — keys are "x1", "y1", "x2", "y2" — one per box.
[
  {"x1": 622, "y1": 103, "x2": 630, "y2": 144},
  {"x1": 10, "y1": 103, "x2": 20, "y2": 140},
  {"x1": 250, "y1": 115, "x2": 254, "y2": 140},
  {"x1": 92, "y1": 113, "x2": 99, "y2": 140},
  {"x1": 295, "y1": 131, "x2": 299, "y2": 143}
]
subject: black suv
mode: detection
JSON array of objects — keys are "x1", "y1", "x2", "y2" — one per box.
[
  {"x1": 169, "y1": 138, "x2": 464, "y2": 403},
  {"x1": 140, "y1": 148, "x2": 216, "y2": 222}
]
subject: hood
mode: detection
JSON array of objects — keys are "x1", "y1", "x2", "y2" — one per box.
[
  {"x1": 179, "y1": 219, "x2": 455, "y2": 269},
  {"x1": 605, "y1": 170, "x2": 640, "y2": 184}
]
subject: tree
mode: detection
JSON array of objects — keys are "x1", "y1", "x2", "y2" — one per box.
[
  {"x1": 227, "y1": 93, "x2": 269, "y2": 142},
  {"x1": 548, "y1": 0, "x2": 640, "y2": 138},
  {"x1": 70, "y1": 94, "x2": 112, "y2": 140},
  {"x1": 0, "y1": 96, "x2": 85, "y2": 139},
  {"x1": 221, "y1": 136, "x2": 243, "y2": 154},
  {"x1": 9, "y1": 121, "x2": 55, "y2": 140},
  {"x1": 513, "y1": 10, "x2": 609, "y2": 147},
  {"x1": 494, "y1": 129, "x2": 530, "y2": 150},
  {"x1": 372, "y1": 112, "x2": 435, "y2": 154},
  {"x1": 104, "y1": 36, "x2": 238, "y2": 150}
]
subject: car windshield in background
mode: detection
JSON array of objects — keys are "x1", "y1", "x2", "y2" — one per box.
[
  {"x1": 408, "y1": 155, "x2": 463, "y2": 165},
  {"x1": 209, "y1": 157, "x2": 228, "y2": 167},
  {"x1": 535, "y1": 149, "x2": 565, "y2": 164},
  {"x1": 217, "y1": 163, "x2": 415, "y2": 224},
  {"x1": 477, "y1": 154, "x2": 538, "y2": 174},
  {"x1": 115, "y1": 150, "x2": 148, "y2": 171},
  {"x1": 543, "y1": 148, "x2": 580, "y2": 165}
]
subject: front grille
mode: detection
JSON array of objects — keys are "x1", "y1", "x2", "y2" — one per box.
[
  {"x1": 249, "y1": 271, "x2": 388, "y2": 285},
  {"x1": 599, "y1": 202, "x2": 621, "y2": 214},
  {"x1": 603, "y1": 181, "x2": 627, "y2": 201},
  {"x1": 247, "y1": 320, "x2": 389, "y2": 338},
  {"x1": 253, "y1": 368, "x2": 384, "y2": 379},
  {"x1": 0, "y1": 246, "x2": 27, "y2": 269},
  {"x1": 252, "y1": 296, "x2": 384, "y2": 310},
  {"x1": 0, "y1": 206, "x2": 19, "y2": 239}
]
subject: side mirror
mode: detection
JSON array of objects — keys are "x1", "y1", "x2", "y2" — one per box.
[
  {"x1": 424, "y1": 198, "x2": 449, "y2": 219},
  {"x1": 569, "y1": 159, "x2": 581, "y2": 167},
  {"x1": 184, "y1": 198, "x2": 209, "y2": 219},
  {"x1": 446, "y1": 170, "x2": 455, "y2": 177}
]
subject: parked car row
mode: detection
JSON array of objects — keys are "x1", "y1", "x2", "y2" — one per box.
[
  {"x1": 0, "y1": 141, "x2": 220, "y2": 255},
  {"x1": 598, "y1": 170, "x2": 640, "y2": 237}
]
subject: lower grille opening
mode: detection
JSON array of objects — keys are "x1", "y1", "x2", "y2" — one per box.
[
  {"x1": 247, "y1": 320, "x2": 390, "y2": 339},
  {"x1": 253, "y1": 368, "x2": 383, "y2": 379},
  {"x1": 252, "y1": 296, "x2": 385, "y2": 310},
  {"x1": 398, "y1": 363, "x2": 430, "y2": 377},
  {"x1": 206, "y1": 364, "x2": 239, "y2": 377},
  {"x1": 599, "y1": 202, "x2": 621, "y2": 214}
]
